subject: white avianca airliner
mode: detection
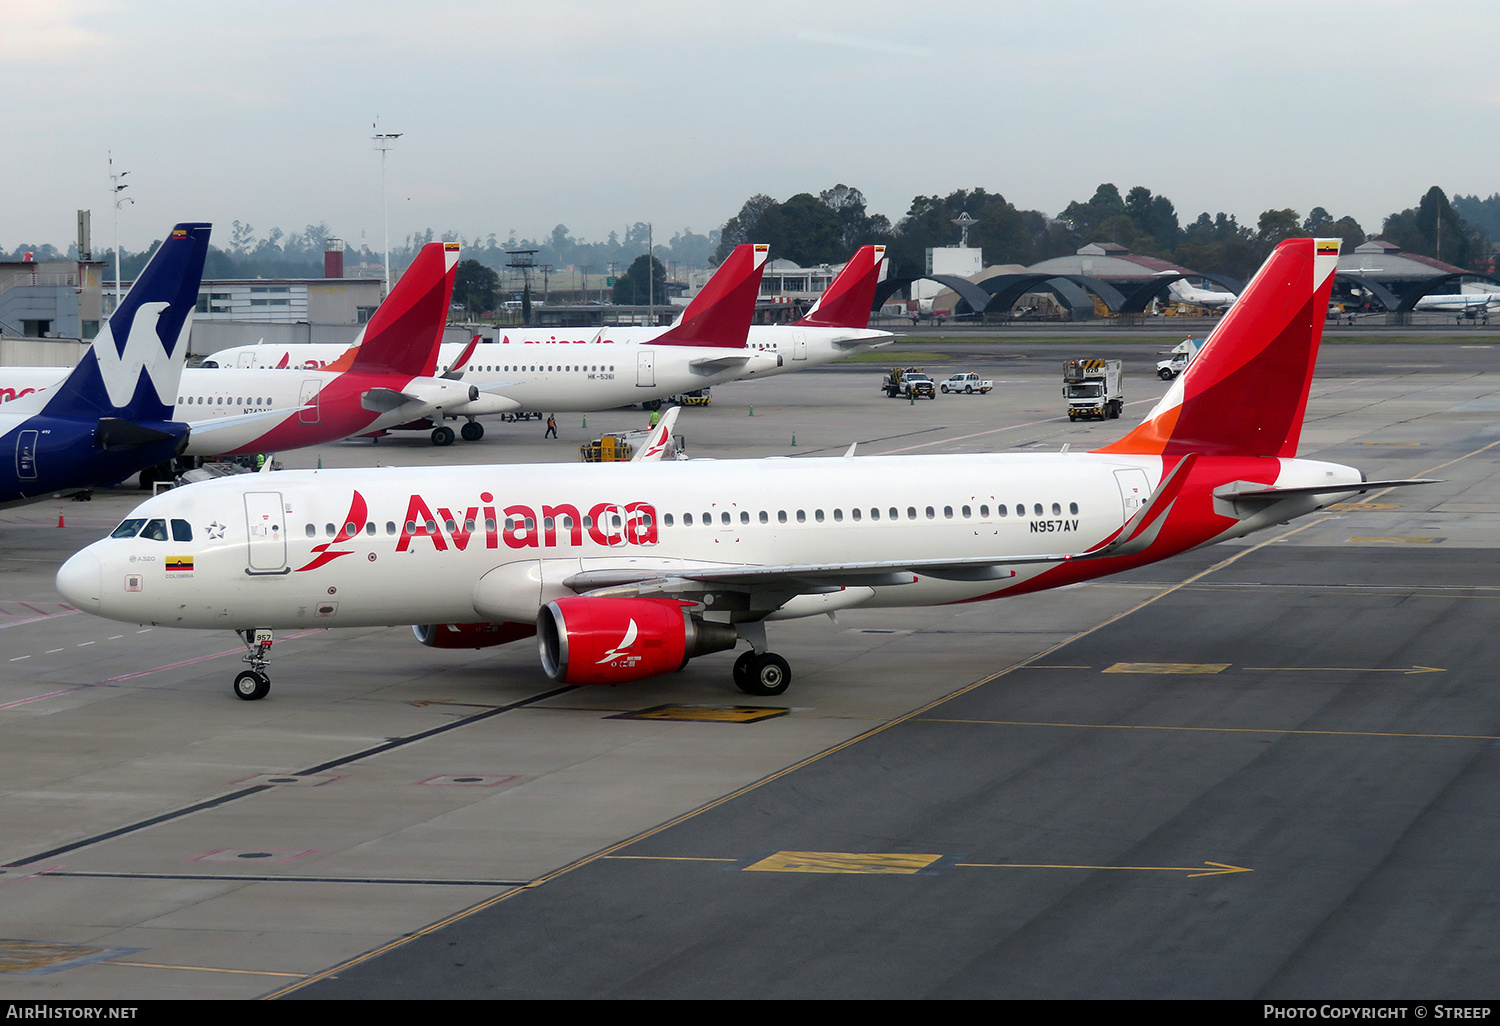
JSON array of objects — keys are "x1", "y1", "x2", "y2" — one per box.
[
  {"x1": 200, "y1": 244, "x2": 785, "y2": 415},
  {"x1": 202, "y1": 245, "x2": 893, "y2": 404},
  {"x1": 0, "y1": 243, "x2": 511, "y2": 454},
  {"x1": 57, "y1": 239, "x2": 1431, "y2": 702}
]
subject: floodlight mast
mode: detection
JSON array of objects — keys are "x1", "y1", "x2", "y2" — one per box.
[
  {"x1": 108, "y1": 151, "x2": 133, "y2": 310},
  {"x1": 372, "y1": 121, "x2": 402, "y2": 296}
]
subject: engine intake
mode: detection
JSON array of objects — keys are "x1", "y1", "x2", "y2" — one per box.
[{"x1": 537, "y1": 596, "x2": 738, "y2": 684}]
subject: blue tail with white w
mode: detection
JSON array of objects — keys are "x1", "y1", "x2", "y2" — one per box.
[
  {"x1": 0, "y1": 222, "x2": 210, "y2": 507},
  {"x1": 42, "y1": 223, "x2": 210, "y2": 422}
]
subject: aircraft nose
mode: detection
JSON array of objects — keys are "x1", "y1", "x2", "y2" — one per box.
[{"x1": 56, "y1": 551, "x2": 102, "y2": 614}]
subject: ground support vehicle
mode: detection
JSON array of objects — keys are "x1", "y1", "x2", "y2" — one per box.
[
  {"x1": 1064, "y1": 358, "x2": 1123, "y2": 420},
  {"x1": 882, "y1": 367, "x2": 936, "y2": 399},
  {"x1": 940, "y1": 372, "x2": 994, "y2": 394}
]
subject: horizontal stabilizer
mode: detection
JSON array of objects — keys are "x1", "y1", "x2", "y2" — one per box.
[
  {"x1": 1214, "y1": 478, "x2": 1438, "y2": 503},
  {"x1": 94, "y1": 418, "x2": 181, "y2": 451},
  {"x1": 361, "y1": 387, "x2": 419, "y2": 413},
  {"x1": 689, "y1": 354, "x2": 756, "y2": 372}
]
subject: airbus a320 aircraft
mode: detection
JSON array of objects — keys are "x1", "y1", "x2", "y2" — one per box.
[
  {"x1": 58, "y1": 239, "x2": 1430, "y2": 701},
  {"x1": 0, "y1": 222, "x2": 210, "y2": 508},
  {"x1": 0, "y1": 242, "x2": 510, "y2": 454},
  {"x1": 201, "y1": 244, "x2": 784, "y2": 414},
  {"x1": 202, "y1": 244, "x2": 893, "y2": 402}
]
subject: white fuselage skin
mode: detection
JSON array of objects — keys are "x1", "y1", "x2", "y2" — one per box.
[
  {"x1": 0, "y1": 366, "x2": 500, "y2": 455},
  {"x1": 1169, "y1": 282, "x2": 1237, "y2": 310},
  {"x1": 57, "y1": 452, "x2": 1362, "y2": 633},
  {"x1": 205, "y1": 323, "x2": 890, "y2": 400},
  {"x1": 1413, "y1": 293, "x2": 1500, "y2": 315}
]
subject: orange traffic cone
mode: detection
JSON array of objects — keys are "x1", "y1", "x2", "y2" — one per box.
[{"x1": 57, "y1": 510, "x2": 64, "y2": 528}]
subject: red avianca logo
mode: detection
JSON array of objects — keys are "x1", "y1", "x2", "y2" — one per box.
[{"x1": 294, "y1": 490, "x2": 658, "y2": 572}]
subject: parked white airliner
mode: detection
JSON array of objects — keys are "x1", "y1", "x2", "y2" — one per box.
[
  {"x1": 202, "y1": 245, "x2": 784, "y2": 415},
  {"x1": 203, "y1": 245, "x2": 892, "y2": 402},
  {"x1": 1167, "y1": 277, "x2": 1238, "y2": 310},
  {"x1": 57, "y1": 239, "x2": 1430, "y2": 702},
  {"x1": 0, "y1": 243, "x2": 509, "y2": 456}
]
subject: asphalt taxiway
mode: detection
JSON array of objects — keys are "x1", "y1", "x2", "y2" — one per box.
[{"x1": 3, "y1": 337, "x2": 1499, "y2": 998}]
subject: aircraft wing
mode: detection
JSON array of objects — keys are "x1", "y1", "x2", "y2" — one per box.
[
  {"x1": 440, "y1": 334, "x2": 483, "y2": 380},
  {"x1": 632, "y1": 406, "x2": 680, "y2": 462},
  {"x1": 182, "y1": 406, "x2": 310, "y2": 445},
  {"x1": 563, "y1": 550, "x2": 1083, "y2": 596}
]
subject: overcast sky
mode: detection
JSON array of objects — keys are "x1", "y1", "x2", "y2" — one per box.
[{"x1": 5, "y1": 0, "x2": 1497, "y2": 256}]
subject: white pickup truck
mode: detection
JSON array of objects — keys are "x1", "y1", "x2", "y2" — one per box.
[{"x1": 939, "y1": 372, "x2": 994, "y2": 394}]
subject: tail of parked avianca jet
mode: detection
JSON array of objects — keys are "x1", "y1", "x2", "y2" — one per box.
[
  {"x1": 317, "y1": 242, "x2": 461, "y2": 377},
  {"x1": 650, "y1": 244, "x2": 769, "y2": 349},
  {"x1": 1096, "y1": 238, "x2": 1342, "y2": 460},
  {"x1": 795, "y1": 245, "x2": 887, "y2": 330}
]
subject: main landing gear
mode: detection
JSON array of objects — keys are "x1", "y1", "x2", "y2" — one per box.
[
  {"x1": 234, "y1": 628, "x2": 273, "y2": 700},
  {"x1": 733, "y1": 651, "x2": 792, "y2": 696}
]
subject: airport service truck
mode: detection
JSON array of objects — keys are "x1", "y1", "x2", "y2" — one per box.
[
  {"x1": 939, "y1": 372, "x2": 994, "y2": 394},
  {"x1": 882, "y1": 367, "x2": 937, "y2": 399},
  {"x1": 1064, "y1": 358, "x2": 1123, "y2": 420},
  {"x1": 1155, "y1": 337, "x2": 1203, "y2": 380}
]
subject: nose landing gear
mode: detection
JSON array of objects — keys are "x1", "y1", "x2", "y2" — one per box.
[{"x1": 234, "y1": 628, "x2": 274, "y2": 700}]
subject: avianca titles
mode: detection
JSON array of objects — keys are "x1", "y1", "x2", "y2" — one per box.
[{"x1": 57, "y1": 239, "x2": 1430, "y2": 701}]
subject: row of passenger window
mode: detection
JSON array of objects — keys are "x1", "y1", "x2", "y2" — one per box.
[
  {"x1": 177, "y1": 396, "x2": 274, "y2": 406},
  {"x1": 301, "y1": 502, "x2": 1083, "y2": 539},
  {"x1": 663, "y1": 502, "x2": 1081, "y2": 527},
  {"x1": 466, "y1": 365, "x2": 616, "y2": 373}
]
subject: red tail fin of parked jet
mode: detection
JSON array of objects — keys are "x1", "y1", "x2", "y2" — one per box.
[
  {"x1": 1095, "y1": 237, "x2": 1341, "y2": 459},
  {"x1": 795, "y1": 245, "x2": 886, "y2": 329},
  {"x1": 652, "y1": 244, "x2": 769, "y2": 349},
  {"x1": 343, "y1": 242, "x2": 460, "y2": 377}
]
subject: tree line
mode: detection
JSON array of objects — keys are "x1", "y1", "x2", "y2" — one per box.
[
  {"x1": 715, "y1": 183, "x2": 1490, "y2": 282},
  {"x1": 5, "y1": 183, "x2": 1491, "y2": 295}
]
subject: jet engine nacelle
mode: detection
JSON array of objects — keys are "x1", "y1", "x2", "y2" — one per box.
[
  {"x1": 412, "y1": 621, "x2": 537, "y2": 649},
  {"x1": 536, "y1": 596, "x2": 738, "y2": 685}
]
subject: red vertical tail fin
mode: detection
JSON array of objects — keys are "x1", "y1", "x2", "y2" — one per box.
[
  {"x1": 651, "y1": 244, "x2": 769, "y2": 348},
  {"x1": 1095, "y1": 238, "x2": 1340, "y2": 459},
  {"x1": 794, "y1": 245, "x2": 886, "y2": 329},
  {"x1": 348, "y1": 242, "x2": 459, "y2": 377}
]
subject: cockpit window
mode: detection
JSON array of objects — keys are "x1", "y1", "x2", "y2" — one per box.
[
  {"x1": 171, "y1": 519, "x2": 193, "y2": 542},
  {"x1": 141, "y1": 519, "x2": 170, "y2": 542},
  {"x1": 110, "y1": 518, "x2": 147, "y2": 539}
]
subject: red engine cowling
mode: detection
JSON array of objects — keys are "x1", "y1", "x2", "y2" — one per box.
[
  {"x1": 412, "y1": 621, "x2": 536, "y2": 649},
  {"x1": 537, "y1": 596, "x2": 737, "y2": 684}
]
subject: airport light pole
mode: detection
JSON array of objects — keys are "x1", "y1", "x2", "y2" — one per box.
[
  {"x1": 372, "y1": 122, "x2": 402, "y2": 296},
  {"x1": 108, "y1": 151, "x2": 133, "y2": 312}
]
